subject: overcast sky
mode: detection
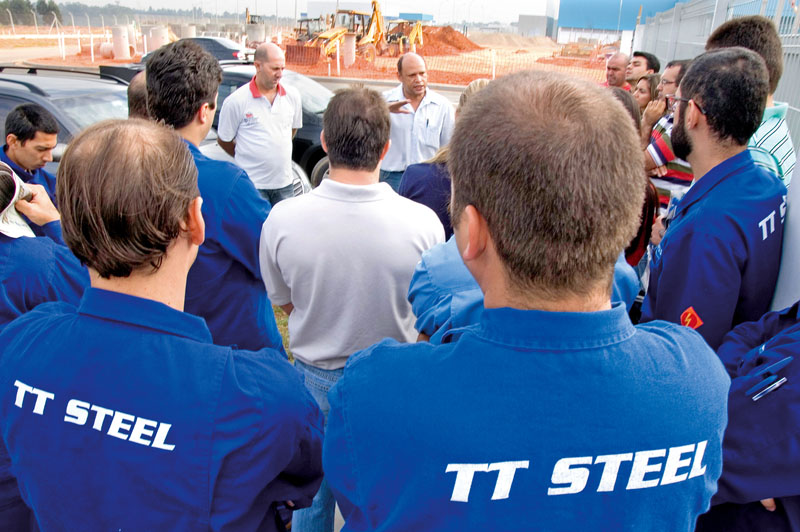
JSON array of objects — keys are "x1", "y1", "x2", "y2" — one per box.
[{"x1": 75, "y1": 0, "x2": 552, "y2": 24}]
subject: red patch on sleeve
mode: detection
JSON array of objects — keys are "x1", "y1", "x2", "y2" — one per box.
[{"x1": 680, "y1": 307, "x2": 704, "y2": 329}]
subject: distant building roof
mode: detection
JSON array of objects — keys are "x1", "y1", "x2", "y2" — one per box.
[{"x1": 558, "y1": 0, "x2": 678, "y2": 31}]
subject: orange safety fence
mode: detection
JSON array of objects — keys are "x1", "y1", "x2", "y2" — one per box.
[{"x1": 284, "y1": 46, "x2": 606, "y2": 86}]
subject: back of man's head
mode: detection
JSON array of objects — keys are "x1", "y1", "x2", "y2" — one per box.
[
  {"x1": 5, "y1": 103, "x2": 58, "y2": 143},
  {"x1": 633, "y1": 51, "x2": 660, "y2": 73},
  {"x1": 57, "y1": 119, "x2": 198, "y2": 279},
  {"x1": 145, "y1": 40, "x2": 222, "y2": 128},
  {"x1": 706, "y1": 15, "x2": 782, "y2": 94},
  {"x1": 449, "y1": 71, "x2": 644, "y2": 296},
  {"x1": 680, "y1": 47, "x2": 769, "y2": 146},
  {"x1": 127, "y1": 71, "x2": 149, "y2": 119},
  {"x1": 323, "y1": 87, "x2": 390, "y2": 171}
]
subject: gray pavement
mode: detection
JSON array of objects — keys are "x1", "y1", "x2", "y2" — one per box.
[{"x1": 0, "y1": 44, "x2": 80, "y2": 64}]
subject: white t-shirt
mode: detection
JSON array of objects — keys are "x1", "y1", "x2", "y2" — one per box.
[
  {"x1": 381, "y1": 85, "x2": 455, "y2": 172},
  {"x1": 259, "y1": 179, "x2": 445, "y2": 369},
  {"x1": 218, "y1": 78, "x2": 302, "y2": 190}
]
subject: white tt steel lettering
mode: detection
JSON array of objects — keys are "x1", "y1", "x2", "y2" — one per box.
[
  {"x1": 487, "y1": 461, "x2": 530, "y2": 500},
  {"x1": 661, "y1": 444, "x2": 696, "y2": 485},
  {"x1": 627, "y1": 449, "x2": 667, "y2": 489},
  {"x1": 13, "y1": 380, "x2": 54, "y2": 415},
  {"x1": 446, "y1": 463, "x2": 489, "y2": 502},
  {"x1": 547, "y1": 456, "x2": 593, "y2": 495},
  {"x1": 595, "y1": 453, "x2": 633, "y2": 492}
]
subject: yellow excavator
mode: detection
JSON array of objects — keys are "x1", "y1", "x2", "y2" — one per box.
[{"x1": 286, "y1": 0, "x2": 424, "y2": 64}]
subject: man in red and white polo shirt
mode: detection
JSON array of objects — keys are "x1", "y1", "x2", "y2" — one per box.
[{"x1": 218, "y1": 42, "x2": 302, "y2": 205}]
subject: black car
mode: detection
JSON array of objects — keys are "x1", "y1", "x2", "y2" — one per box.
[
  {"x1": 141, "y1": 37, "x2": 254, "y2": 63},
  {"x1": 215, "y1": 62, "x2": 332, "y2": 184},
  {"x1": 0, "y1": 65, "x2": 130, "y2": 168},
  {"x1": 102, "y1": 60, "x2": 332, "y2": 185}
]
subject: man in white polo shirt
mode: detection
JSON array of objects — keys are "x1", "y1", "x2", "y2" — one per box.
[
  {"x1": 260, "y1": 87, "x2": 444, "y2": 532},
  {"x1": 380, "y1": 53, "x2": 455, "y2": 191},
  {"x1": 218, "y1": 42, "x2": 302, "y2": 204}
]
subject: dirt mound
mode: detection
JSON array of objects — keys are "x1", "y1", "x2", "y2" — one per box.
[
  {"x1": 469, "y1": 32, "x2": 558, "y2": 50},
  {"x1": 417, "y1": 25, "x2": 482, "y2": 56}
]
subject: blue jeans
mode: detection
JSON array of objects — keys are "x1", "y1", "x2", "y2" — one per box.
[
  {"x1": 258, "y1": 183, "x2": 295, "y2": 205},
  {"x1": 379, "y1": 170, "x2": 405, "y2": 192},
  {"x1": 292, "y1": 360, "x2": 344, "y2": 532}
]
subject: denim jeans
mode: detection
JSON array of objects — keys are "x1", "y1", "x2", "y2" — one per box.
[
  {"x1": 292, "y1": 360, "x2": 344, "y2": 532},
  {"x1": 258, "y1": 183, "x2": 295, "y2": 206},
  {"x1": 379, "y1": 170, "x2": 405, "y2": 192}
]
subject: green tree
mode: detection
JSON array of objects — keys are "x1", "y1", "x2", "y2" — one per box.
[
  {"x1": 35, "y1": 0, "x2": 46, "y2": 16},
  {"x1": 46, "y1": 0, "x2": 60, "y2": 21}
]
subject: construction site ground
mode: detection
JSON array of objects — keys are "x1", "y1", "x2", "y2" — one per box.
[{"x1": 0, "y1": 26, "x2": 606, "y2": 85}]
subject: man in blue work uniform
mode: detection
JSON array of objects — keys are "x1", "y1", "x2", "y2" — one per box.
[
  {"x1": 146, "y1": 40, "x2": 285, "y2": 353},
  {"x1": 0, "y1": 104, "x2": 58, "y2": 205},
  {"x1": 0, "y1": 118, "x2": 324, "y2": 530},
  {"x1": 641, "y1": 47, "x2": 786, "y2": 350},
  {"x1": 408, "y1": 236, "x2": 640, "y2": 343},
  {"x1": 695, "y1": 303, "x2": 800, "y2": 531},
  {"x1": 324, "y1": 71, "x2": 730, "y2": 531},
  {"x1": 0, "y1": 167, "x2": 87, "y2": 531}
]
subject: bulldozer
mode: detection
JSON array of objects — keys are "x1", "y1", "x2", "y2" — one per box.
[
  {"x1": 294, "y1": 16, "x2": 330, "y2": 43},
  {"x1": 285, "y1": 0, "x2": 422, "y2": 64}
]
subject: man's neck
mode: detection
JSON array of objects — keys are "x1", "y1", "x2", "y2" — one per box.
[
  {"x1": 256, "y1": 78, "x2": 278, "y2": 102},
  {"x1": 767, "y1": 94, "x2": 775, "y2": 108},
  {"x1": 688, "y1": 141, "x2": 747, "y2": 183},
  {"x1": 177, "y1": 124, "x2": 206, "y2": 147},
  {"x1": 89, "y1": 245, "x2": 192, "y2": 312},
  {"x1": 328, "y1": 166, "x2": 380, "y2": 186},
  {"x1": 402, "y1": 87, "x2": 425, "y2": 109}
]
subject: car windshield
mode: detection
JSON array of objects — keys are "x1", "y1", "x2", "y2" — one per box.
[
  {"x1": 283, "y1": 72, "x2": 333, "y2": 114},
  {"x1": 53, "y1": 91, "x2": 129, "y2": 131}
]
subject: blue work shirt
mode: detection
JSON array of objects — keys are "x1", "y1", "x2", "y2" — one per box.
[
  {"x1": 409, "y1": 236, "x2": 640, "y2": 343},
  {"x1": 0, "y1": 145, "x2": 57, "y2": 204},
  {"x1": 642, "y1": 150, "x2": 786, "y2": 350},
  {"x1": 0, "y1": 222, "x2": 87, "y2": 332},
  {"x1": 398, "y1": 162, "x2": 453, "y2": 239},
  {"x1": 325, "y1": 304, "x2": 730, "y2": 531},
  {"x1": 185, "y1": 141, "x2": 284, "y2": 353},
  {"x1": 0, "y1": 222, "x2": 88, "y2": 526},
  {"x1": 695, "y1": 302, "x2": 800, "y2": 531},
  {"x1": 0, "y1": 287, "x2": 324, "y2": 530}
]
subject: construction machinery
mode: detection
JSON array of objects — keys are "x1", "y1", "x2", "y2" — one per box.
[
  {"x1": 294, "y1": 16, "x2": 330, "y2": 43},
  {"x1": 285, "y1": 0, "x2": 423, "y2": 64}
]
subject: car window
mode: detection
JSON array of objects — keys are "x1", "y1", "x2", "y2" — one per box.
[
  {"x1": 282, "y1": 73, "x2": 333, "y2": 115},
  {"x1": 52, "y1": 91, "x2": 129, "y2": 131},
  {"x1": 0, "y1": 96, "x2": 70, "y2": 144}
]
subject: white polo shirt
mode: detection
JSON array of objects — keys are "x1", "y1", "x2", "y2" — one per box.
[
  {"x1": 218, "y1": 77, "x2": 302, "y2": 190},
  {"x1": 259, "y1": 179, "x2": 445, "y2": 370},
  {"x1": 381, "y1": 84, "x2": 455, "y2": 172}
]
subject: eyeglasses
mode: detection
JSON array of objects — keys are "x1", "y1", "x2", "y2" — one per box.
[
  {"x1": 658, "y1": 78, "x2": 676, "y2": 86},
  {"x1": 666, "y1": 95, "x2": 707, "y2": 115}
]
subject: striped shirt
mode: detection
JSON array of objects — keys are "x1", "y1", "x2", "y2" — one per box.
[
  {"x1": 646, "y1": 114, "x2": 693, "y2": 210},
  {"x1": 748, "y1": 102, "x2": 795, "y2": 187}
]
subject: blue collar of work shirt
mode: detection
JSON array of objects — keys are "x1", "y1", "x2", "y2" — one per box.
[
  {"x1": 78, "y1": 287, "x2": 212, "y2": 343},
  {"x1": 476, "y1": 303, "x2": 636, "y2": 350},
  {"x1": 676, "y1": 150, "x2": 756, "y2": 218}
]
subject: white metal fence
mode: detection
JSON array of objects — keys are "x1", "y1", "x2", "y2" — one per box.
[{"x1": 635, "y1": 0, "x2": 800, "y2": 150}]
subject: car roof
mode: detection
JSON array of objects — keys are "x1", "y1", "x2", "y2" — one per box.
[
  {"x1": 0, "y1": 68, "x2": 127, "y2": 99},
  {"x1": 186, "y1": 36, "x2": 243, "y2": 49}
]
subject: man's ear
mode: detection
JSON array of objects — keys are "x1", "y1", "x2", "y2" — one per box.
[
  {"x1": 6, "y1": 133, "x2": 17, "y2": 148},
  {"x1": 197, "y1": 102, "x2": 211, "y2": 125},
  {"x1": 685, "y1": 100, "x2": 703, "y2": 131},
  {"x1": 320, "y1": 130, "x2": 328, "y2": 154},
  {"x1": 186, "y1": 197, "x2": 205, "y2": 246},
  {"x1": 379, "y1": 139, "x2": 391, "y2": 162},
  {"x1": 459, "y1": 205, "x2": 489, "y2": 262}
]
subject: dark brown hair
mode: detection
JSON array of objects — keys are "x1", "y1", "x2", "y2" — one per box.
[
  {"x1": 57, "y1": 119, "x2": 199, "y2": 278},
  {"x1": 706, "y1": 15, "x2": 783, "y2": 94},
  {"x1": 323, "y1": 87, "x2": 390, "y2": 171},
  {"x1": 449, "y1": 70, "x2": 645, "y2": 297}
]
